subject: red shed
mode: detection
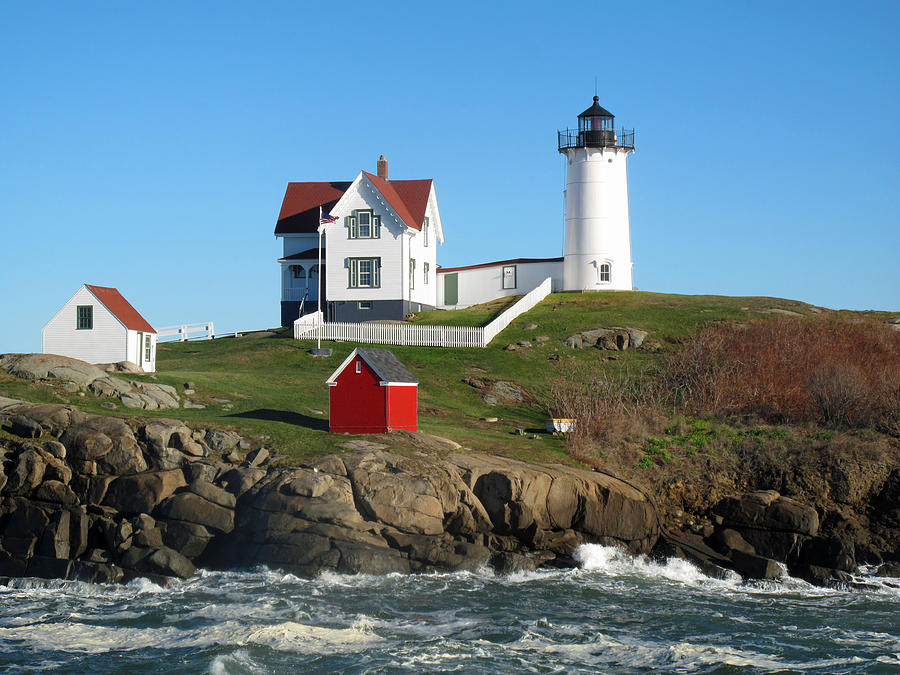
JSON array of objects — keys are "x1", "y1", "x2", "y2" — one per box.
[{"x1": 326, "y1": 348, "x2": 418, "y2": 434}]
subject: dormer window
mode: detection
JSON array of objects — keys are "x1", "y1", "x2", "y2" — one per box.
[{"x1": 348, "y1": 210, "x2": 381, "y2": 239}]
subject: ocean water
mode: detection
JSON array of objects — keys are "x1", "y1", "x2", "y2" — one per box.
[{"x1": 0, "y1": 545, "x2": 898, "y2": 674}]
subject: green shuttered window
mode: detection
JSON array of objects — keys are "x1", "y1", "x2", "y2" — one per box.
[{"x1": 77, "y1": 305, "x2": 93, "y2": 330}]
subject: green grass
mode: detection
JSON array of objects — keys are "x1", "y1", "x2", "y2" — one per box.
[{"x1": 2, "y1": 290, "x2": 895, "y2": 467}]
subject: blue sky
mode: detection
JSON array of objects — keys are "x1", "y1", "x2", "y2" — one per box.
[{"x1": 1, "y1": 1, "x2": 898, "y2": 353}]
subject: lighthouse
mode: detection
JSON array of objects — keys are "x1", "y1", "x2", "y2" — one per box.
[{"x1": 558, "y1": 97, "x2": 635, "y2": 291}]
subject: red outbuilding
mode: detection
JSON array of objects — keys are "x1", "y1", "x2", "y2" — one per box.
[{"x1": 326, "y1": 348, "x2": 418, "y2": 434}]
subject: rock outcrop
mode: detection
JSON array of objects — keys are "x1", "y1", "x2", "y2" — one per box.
[
  {"x1": 0, "y1": 354, "x2": 180, "y2": 410},
  {"x1": 563, "y1": 327, "x2": 652, "y2": 351},
  {"x1": 0, "y1": 400, "x2": 659, "y2": 583},
  {"x1": 1, "y1": 398, "x2": 892, "y2": 587}
]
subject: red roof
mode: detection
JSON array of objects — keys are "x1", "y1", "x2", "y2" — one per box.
[
  {"x1": 85, "y1": 285, "x2": 156, "y2": 333},
  {"x1": 275, "y1": 181, "x2": 352, "y2": 235},
  {"x1": 275, "y1": 174, "x2": 432, "y2": 235},
  {"x1": 363, "y1": 172, "x2": 431, "y2": 231},
  {"x1": 437, "y1": 257, "x2": 563, "y2": 273}
]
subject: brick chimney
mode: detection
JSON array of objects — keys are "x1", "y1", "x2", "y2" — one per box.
[{"x1": 377, "y1": 155, "x2": 388, "y2": 181}]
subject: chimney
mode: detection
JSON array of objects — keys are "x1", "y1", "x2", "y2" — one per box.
[{"x1": 377, "y1": 155, "x2": 388, "y2": 181}]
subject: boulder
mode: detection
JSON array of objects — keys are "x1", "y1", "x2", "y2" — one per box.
[
  {"x1": 160, "y1": 520, "x2": 212, "y2": 558},
  {"x1": 795, "y1": 536, "x2": 856, "y2": 574},
  {"x1": 6, "y1": 447, "x2": 46, "y2": 492},
  {"x1": 345, "y1": 452, "x2": 454, "y2": 536},
  {"x1": 89, "y1": 376, "x2": 133, "y2": 399},
  {"x1": 103, "y1": 470, "x2": 188, "y2": 514},
  {"x1": 4, "y1": 499, "x2": 50, "y2": 539},
  {"x1": 204, "y1": 430, "x2": 242, "y2": 452},
  {"x1": 713, "y1": 491, "x2": 819, "y2": 536},
  {"x1": 5, "y1": 403, "x2": 87, "y2": 436},
  {"x1": 220, "y1": 467, "x2": 267, "y2": 497},
  {"x1": 133, "y1": 383, "x2": 180, "y2": 409},
  {"x1": 155, "y1": 493, "x2": 235, "y2": 533},
  {"x1": 4, "y1": 415, "x2": 42, "y2": 439},
  {"x1": 37, "y1": 510, "x2": 71, "y2": 558},
  {"x1": 244, "y1": 447, "x2": 269, "y2": 468},
  {"x1": 34, "y1": 480, "x2": 78, "y2": 506},
  {"x1": 727, "y1": 550, "x2": 783, "y2": 580},
  {"x1": 26, "y1": 556, "x2": 73, "y2": 581},
  {"x1": 146, "y1": 547, "x2": 195, "y2": 579},
  {"x1": 42, "y1": 440, "x2": 66, "y2": 460},
  {"x1": 188, "y1": 479, "x2": 236, "y2": 509},
  {"x1": 60, "y1": 425, "x2": 113, "y2": 461},
  {"x1": 0, "y1": 353, "x2": 106, "y2": 386}
]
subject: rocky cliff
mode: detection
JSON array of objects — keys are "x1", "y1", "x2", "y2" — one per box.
[
  {"x1": 0, "y1": 399, "x2": 659, "y2": 584},
  {"x1": 1, "y1": 396, "x2": 895, "y2": 587}
]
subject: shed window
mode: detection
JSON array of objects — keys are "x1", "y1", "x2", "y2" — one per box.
[
  {"x1": 77, "y1": 305, "x2": 93, "y2": 330},
  {"x1": 144, "y1": 335, "x2": 152, "y2": 362},
  {"x1": 355, "y1": 359, "x2": 361, "y2": 374}
]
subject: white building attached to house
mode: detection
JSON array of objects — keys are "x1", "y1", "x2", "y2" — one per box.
[
  {"x1": 437, "y1": 257, "x2": 563, "y2": 308},
  {"x1": 275, "y1": 156, "x2": 444, "y2": 325},
  {"x1": 42, "y1": 284, "x2": 158, "y2": 372}
]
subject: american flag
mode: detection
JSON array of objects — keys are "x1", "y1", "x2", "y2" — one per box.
[{"x1": 319, "y1": 212, "x2": 338, "y2": 224}]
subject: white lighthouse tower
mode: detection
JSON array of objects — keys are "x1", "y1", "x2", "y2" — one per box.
[{"x1": 559, "y1": 96, "x2": 635, "y2": 291}]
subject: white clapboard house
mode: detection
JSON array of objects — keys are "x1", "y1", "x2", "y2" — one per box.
[
  {"x1": 42, "y1": 284, "x2": 158, "y2": 372},
  {"x1": 275, "y1": 156, "x2": 444, "y2": 325}
]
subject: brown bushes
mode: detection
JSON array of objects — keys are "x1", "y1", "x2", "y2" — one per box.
[
  {"x1": 661, "y1": 316, "x2": 900, "y2": 433},
  {"x1": 544, "y1": 317, "x2": 900, "y2": 458},
  {"x1": 544, "y1": 363, "x2": 663, "y2": 452}
]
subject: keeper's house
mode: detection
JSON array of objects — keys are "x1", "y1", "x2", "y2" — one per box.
[
  {"x1": 275, "y1": 156, "x2": 444, "y2": 326},
  {"x1": 326, "y1": 347, "x2": 418, "y2": 434},
  {"x1": 42, "y1": 284, "x2": 158, "y2": 372}
]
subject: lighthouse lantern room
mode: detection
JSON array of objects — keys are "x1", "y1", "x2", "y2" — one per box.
[{"x1": 558, "y1": 96, "x2": 635, "y2": 292}]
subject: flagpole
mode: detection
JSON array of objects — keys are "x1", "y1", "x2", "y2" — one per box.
[{"x1": 317, "y1": 207, "x2": 323, "y2": 351}]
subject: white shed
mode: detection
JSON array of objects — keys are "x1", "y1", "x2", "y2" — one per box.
[{"x1": 42, "y1": 284, "x2": 158, "y2": 373}]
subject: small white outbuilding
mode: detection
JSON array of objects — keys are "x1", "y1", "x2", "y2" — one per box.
[{"x1": 42, "y1": 284, "x2": 158, "y2": 373}]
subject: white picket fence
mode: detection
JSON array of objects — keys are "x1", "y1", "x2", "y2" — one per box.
[
  {"x1": 157, "y1": 322, "x2": 215, "y2": 342},
  {"x1": 293, "y1": 277, "x2": 552, "y2": 348}
]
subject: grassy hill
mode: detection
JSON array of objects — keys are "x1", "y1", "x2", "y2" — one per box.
[{"x1": 1, "y1": 291, "x2": 896, "y2": 471}]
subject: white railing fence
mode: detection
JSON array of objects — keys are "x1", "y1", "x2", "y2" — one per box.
[
  {"x1": 293, "y1": 277, "x2": 552, "y2": 348},
  {"x1": 483, "y1": 277, "x2": 552, "y2": 344},
  {"x1": 158, "y1": 322, "x2": 215, "y2": 342}
]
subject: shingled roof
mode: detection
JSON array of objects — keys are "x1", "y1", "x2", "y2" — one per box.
[{"x1": 326, "y1": 347, "x2": 418, "y2": 385}]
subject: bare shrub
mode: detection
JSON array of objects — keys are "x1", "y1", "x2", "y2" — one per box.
[
  {"x1": 806, "y1": 364, "x2": 867, "y2": 427},
  {"x1": 543, "y1": 362, "x2": 663, "y2": 452},
  {"x1": 661, "y1": 316, "x2": 900, "y2": 432}
]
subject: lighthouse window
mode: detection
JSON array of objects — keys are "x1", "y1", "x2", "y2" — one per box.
[{"x1": 599, "y1": 263, "x2": 611, "y2": 282}]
